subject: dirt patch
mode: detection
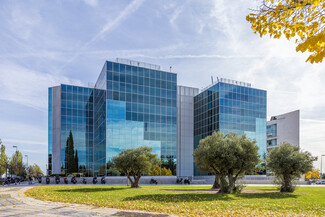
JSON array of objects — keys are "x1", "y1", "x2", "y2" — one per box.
[{"x1": 241, "y1": 189, "x2": 278, "y2": 194}]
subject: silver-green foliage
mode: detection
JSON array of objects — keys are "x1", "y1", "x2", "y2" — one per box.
[
  {"x1": 113, "y1": 146, "x2": 160, "y2": 188},
  {"x1": 193, "y1": 132, "x2": 260, "y2": 193},
  {"x1": 267, "y1": 143, "x2": 316, "y2": 192}
]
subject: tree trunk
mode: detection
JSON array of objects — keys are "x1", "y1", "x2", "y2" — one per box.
[
  {"x1": 131, "y1": 175, "x2": 141, "y2": 188},
  {"x1": 126, "y1": 174, "x2": 134, "y2": 187},
  {"x1": 281, "y1": 175, "x2": 294, "y2": 192},
  {"x1": 218, "y1": 176, "x2": 231, "y2": 194},
  {"x1": 212, "y1": 174, "x2": 220, "y2": 189},
  {"x1": 228, "y1": 175, "x2": 236, "y2": 192}
]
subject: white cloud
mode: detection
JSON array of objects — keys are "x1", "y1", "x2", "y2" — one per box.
[
  {"x1": 301, "y1": 119, "x2": 325, "y2": 169},
  {"x1": 57, "y1": 0, "x2": 146, "y2": 73},
  {"x1": 0, "y1": 61, "x2": 84, "y2": 111},
  {"x1": 8, "y1": 5, "x2": 41, "y2": 40},
  {"x1": 83, "y1": 0, "x2": 98, "y2": 7}
]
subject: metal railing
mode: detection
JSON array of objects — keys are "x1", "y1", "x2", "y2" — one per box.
[
  {"x1": 116, "y1": 58, "x2": 161, "y2": 70},
  {"x1": 200, "y1": 77, "x2": 252, "y2": 93}
]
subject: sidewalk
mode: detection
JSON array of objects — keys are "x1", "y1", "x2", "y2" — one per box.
[{"x1": 0, "y1": 186, "x2": 177, "y2": 217}]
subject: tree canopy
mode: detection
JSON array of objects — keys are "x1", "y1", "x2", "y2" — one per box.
[
  {"x1": 305, "y1": 169, "x2": 321, "y2": 180},
  {"x1": 246, "y1": 0, "x2": 325, "y2": 63},
  {"x1": 113, "y1": 146, "x2": 160, "y2": 188},
  {"x1": 267, "y1": 143, "x2": 316, "y2": 192},
  {"x1": 0, "y1": 139, "x2": 9, "y2": 177},
  {"x1": 150, "y1": 166, "x2": 172, "y2": 176},
  {"x1": 28, "y1": 164, "x2": 44, "y2": 177},
  {"x1": 193, "y1": 132, "x2": 260, "y2": 193},
  {"x1": 9, "y1": 150, "x2": 25, "y2": 177}
]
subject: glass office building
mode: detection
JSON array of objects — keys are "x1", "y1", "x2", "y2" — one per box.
[
  {"x1": 48, "y1": 85, "x2": 94, "y2": 175},
  {"x1": 48, "y1": 59, "x2": 177, "y2": 175},
  {"x1": 49, "y1": 60, "x2": 268, "y2": 177},
  {"x1": 193, "y1": 79, "x2": 267, "y2": 176}
]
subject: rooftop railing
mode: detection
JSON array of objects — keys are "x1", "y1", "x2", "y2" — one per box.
[
  {"x1": 116, "y1": 58, "x2": 161, "y2": 70},
  {"x1": 200, "y1": 77, "x2": 252, "y2": 93}
]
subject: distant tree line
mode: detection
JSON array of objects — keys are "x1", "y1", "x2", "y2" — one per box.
[{"x1": 0, "y1": 139, "x2": 43, "y2": 178}]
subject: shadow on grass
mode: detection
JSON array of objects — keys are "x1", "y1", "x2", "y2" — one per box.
[
  {"x1": 162, "y1": 189, "x2": 217, "y2": 192},
  {"x1": 124, "y1": 191, "x2": 298, "y2": 203},
  {"x1": 123, "y1": 193, "x2": 234, "y2": 202},
  {"x1": 234, "y1": 192, "x2": 298, "y2": 199},
  {"x1": 55, "y1": 187, "x2": 126, "y2": 193}
]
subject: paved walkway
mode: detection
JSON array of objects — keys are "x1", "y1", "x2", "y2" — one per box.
[{"x1": 0, "y1": 186, "x2": 176, "y2": 217}]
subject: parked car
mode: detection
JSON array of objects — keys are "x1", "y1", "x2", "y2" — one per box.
[{"x1": 316, "y1": 180, "x2": 325, "y2": 185}]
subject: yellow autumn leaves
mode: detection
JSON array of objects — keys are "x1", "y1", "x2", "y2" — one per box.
[{"x1": 247, "y1": 0, "x2": 325, "y2": 63}]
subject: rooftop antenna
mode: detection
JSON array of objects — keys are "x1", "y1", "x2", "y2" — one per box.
[
  {"x1": 170, "y1": 66, "x2": 172, "y2": 72},
  {"x1": 211, "y1": 76, "x2": 214, "y2": 84}
]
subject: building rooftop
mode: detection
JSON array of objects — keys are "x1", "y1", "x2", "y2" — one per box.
[
  {"x1": 200, "y1": 77, "x2": 252, "y2": 93},
  {"x1": 115, "y1": 58, "x2": 161, "y2": 71}
]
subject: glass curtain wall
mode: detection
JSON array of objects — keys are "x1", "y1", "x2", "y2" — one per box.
[
  {"x1": 194, "y1": 82, "x2": 267, "y2": 176},
  {"x1": 105, "y1": 61, "x2": 177, "y2": 174},
  {"x1": 60, "y1": 84, "x2": 94, "y2": 175},
  {"x1": 93, "y1": 63, "x2": 107, "y2": 176}
]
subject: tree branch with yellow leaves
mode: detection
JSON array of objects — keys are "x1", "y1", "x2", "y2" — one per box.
[{"x1": 247, "y1": 0, "x2": 325, "y2": 63}]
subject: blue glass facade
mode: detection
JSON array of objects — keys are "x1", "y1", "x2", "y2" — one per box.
[
  {"x1": 267, "y1": 124, "x2": 277, "y2": 149},
  {"x1": 267, "y1": 124, "x2": 277, "y2": 138},
  {"x1": 104, "y1": 61, "x2": 177, "y2": 175},
  {"x1": 49, "y1": 60, "x2": 177, "y2": 176},
  {"x1": 49, "y1": 60, "x2": 268, "y2": 177},
  {"x1": 194, "y1": 82, "x2": 267, "y2": 176},
  {"x1": 59, "y1": 85, "x2": 94, "y2": 174}
]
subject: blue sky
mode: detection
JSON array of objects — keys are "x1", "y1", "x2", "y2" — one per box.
[{"x1": 0, "y1": 0, "x2": 325, "y2": 173}]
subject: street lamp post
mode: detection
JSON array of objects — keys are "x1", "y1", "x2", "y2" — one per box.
[
  {"x1": 321, "y1": 155, "x2": 325, "y2": 179},
  {"x1": 25, "y1": 155, "x2": 28, "y2": 167},
  {"x1": 12, "y1": 146, "x2": 17, "y2": 152},
  {"x1": 12, "y1": 146, "x2": 18, "y2": 176}
]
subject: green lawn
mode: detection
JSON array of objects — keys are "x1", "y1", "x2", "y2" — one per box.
[{"x1": 25, "y1": 186, "x2": 325, "y2": 216}]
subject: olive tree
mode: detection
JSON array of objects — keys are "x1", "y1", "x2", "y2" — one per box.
[
  {"x1": 113, "y1": 146, "x2": 160, "y2": 188},
  {"x1": 267, "y1": 143, "x2": 316, "y2": 192},
  {"x1": 193, "y1": 132, "x2": 224, "y2": 189},
  {"x1": 193, "y1": 132, "x2": 260, "y2": 193}
]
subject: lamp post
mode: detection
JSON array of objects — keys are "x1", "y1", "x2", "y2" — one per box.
[
  {"x1": 25, "y1": 155, "x2": 28, "y2": 167},
  {"x1": 13, "y1": 145, "x2": 17, "y2": 152},
  {"x1": 12, "y1": 146, "x2": 18, "y2": 176},
  {"x1": 321, "y1": 155, "x2": 325, "y2": 179}
]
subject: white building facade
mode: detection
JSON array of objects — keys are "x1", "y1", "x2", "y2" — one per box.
[
  {"x1": 267, "y1": 110, "x2": 300, "y2": 152},
  {"x1": 177, "y1": 86, "x2": 199, "y2": 177}
]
